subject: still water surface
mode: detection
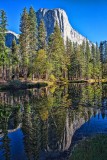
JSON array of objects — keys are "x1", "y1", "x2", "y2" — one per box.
[{"x1": 0, "y1": 83, "x2": 107, "y2": 160}]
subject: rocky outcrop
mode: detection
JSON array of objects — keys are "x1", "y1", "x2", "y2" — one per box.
[
  {"x1": 36, "y1": 8, "x2": 87, "y2": 44},
  {"x1": 5, "y1": 31, "x2": 19, "y2": 48}
]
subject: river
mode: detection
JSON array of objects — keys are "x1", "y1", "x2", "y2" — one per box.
[{"x1": 0, "y1": 83, "x2": 107, "y2": 160}]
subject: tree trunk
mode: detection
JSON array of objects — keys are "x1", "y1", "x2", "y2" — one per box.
[
  {"x1": 45, "y1": 72, "x2": 48, "y2": 81},
  {"x1": 24, "y1": 68, "x2": 28, "y2": 81},
  {"x1": 32, "y1": 74, "x2": 34, "y2": 81},
  {"x1": 16, "y1": 65, "x2": 19, "y2": 80},
  {"x1": 2, "y1": 64, "x2": 5, "y2": 81},
  {"x1": 68, "y1": 69, "x2": 70, "y2": 80}
]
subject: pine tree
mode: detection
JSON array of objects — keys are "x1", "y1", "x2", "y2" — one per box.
[
  {"x1": 34, "y1": 49, "x2": 47, "y2": 79},
  {"x1": 65, "y1": 37, "x2": 73, "y2": 80},
  {"x1": 38, "y1": 20, "x2": 46, "y2": 50},
  {"x1": 85, "y1": 40, "x2": 91, "y2": 79},
  {"x1": 77, "y1": 44, "x2": 85, "y2": 79},
  {"x1": 28, "y1": 7, "x2": 37, "y2": 80},
  {"x1": 20, "y1": 8, "x2": 29, "y2": 80},
  {"x1": 48, "y1": 22, "x2": 65, "y2": 80},
  {"x1": 11, "y1": 39, "x2": 19, "y2": 79},
  {"x1": 0, "y1": 10, "x2": 7, "y2": 80},
  {"x1": 95, "y1": 42, "x2": 102, "y2": 80},
  {"x1": 69, "y1": 43, "x2": 78, "y2": 80},
  {"x1": 91, "y1": 44, "x2": 96, "y2": 79},
  {"x1": 99, "y1": 41, "x2": 107, "y2": 79},
  {"x1": 37, "y1": 19, "x2": 48, "y2": 79},
  {"x1": 69, "y1": 41, "x2": 87, "y2": 80},
  {"x1": 80, "y1": 40, "x2": 86, "y2": 79}
]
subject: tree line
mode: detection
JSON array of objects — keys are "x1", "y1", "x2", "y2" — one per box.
[
  {"x1": 0, "y1": 7, "x2": 102, "y2": 82},
  {"x1": 100, "y1": 41, "x2": 107, "y2": 79}
]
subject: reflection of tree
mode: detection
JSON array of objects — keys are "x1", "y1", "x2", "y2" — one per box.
[
  {"x1": 80, "y1": 84, "x2": 102, "y2": 108},
  {"x1": 9, "y1": 105, "x2": 21, "y2": 129},
  {"x1": 0, "y1": 83, "x2": 105, "y2": 159},
  {"x1": 0, "y1": 103, "x2": 22, "y2": 160},
  {"x1": 48, "y1": 111, "x2": 67, "y2": 150},
  {"x1": 19, "y1": 86, "x2": 71, "y2": 157},
  {"x1": 1, "y1": 132, "x2": 11, "y2": 160},
  {"x1": 22, "y1": 101, "x2": 33, "y2": 159},
  {"x1": 68, "y1": 84, "x2": 82, "y2": 108},
  {"x1": 0, "y1": 104, "x2": 12, "y2": 160}
]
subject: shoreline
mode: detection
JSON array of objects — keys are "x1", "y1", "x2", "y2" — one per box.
[
  {"x1": 0, "y1": 80, "x2": 49, "y2": 91},
  {"x1": 0, "y1": 79, "x2": 107, "y2": 91},
  {"x1": 69, "y1": 134, "x2": 107, "y2": 160}
]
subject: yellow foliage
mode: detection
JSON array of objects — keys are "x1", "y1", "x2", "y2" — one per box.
[
  {"x1": 40, "y1": 110, "x2": 49, "y2": 121},
  {"x1": 49, "y1": 74, "x2": 56, "y2": 82}
]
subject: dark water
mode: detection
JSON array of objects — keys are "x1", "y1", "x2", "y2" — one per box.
[{"x1": 0, "y1": 83, "x2": 107, "y2": 160}]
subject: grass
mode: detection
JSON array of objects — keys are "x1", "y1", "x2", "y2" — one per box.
[{"x1": 70, "y1": 134, "x2": 107, "y2": 160}]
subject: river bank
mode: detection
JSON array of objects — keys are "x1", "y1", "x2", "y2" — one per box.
[
  {"x1": 0, "y1": 78, "x2": 107, "y2": 91},
  {"x1": 70, "y1": 134, "x2": 107, "y2": 160},
  {"x1": 0, "y1": 80, "x2": 49, "y2": 90}
]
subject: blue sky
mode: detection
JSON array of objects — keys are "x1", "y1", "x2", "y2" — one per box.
[{"x1": 0, "y1": 0, "x2": 107, "y2": 43}]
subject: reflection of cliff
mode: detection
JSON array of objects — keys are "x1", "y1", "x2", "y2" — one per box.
[
  {"x1": 0, "y1": 124, "x2": 21, "y2": 138},
  {"x1": 60, "y1": 110, "x2": 88, "y2": 151},
  {"x1": 42, "y1": 107, "x2": 96, "y2": 160}
]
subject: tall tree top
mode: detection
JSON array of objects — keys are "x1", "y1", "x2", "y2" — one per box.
[
  {"x1": 20, "y1": 8, "x2": 29, "y2": 33},
  {"x1": 0, "y1": 10, "x2": 7, "y2": 33},
  {"x1": 38, "y1": 19, "x2": 46, "y2": 50}
]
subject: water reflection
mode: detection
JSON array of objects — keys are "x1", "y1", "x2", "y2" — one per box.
[{"x1": 0, "y1": 83, "x2": 107, "y2": 160}]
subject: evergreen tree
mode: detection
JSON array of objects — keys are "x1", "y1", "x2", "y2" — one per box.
[
  {"x1": 11, "y1": 39, "x2": 19, "y2": 79},
  {"x1": 34, "y1": 49, "x2": 47, "y2": 79},
  {"x1": 48, "y1": 22, "x2": 65, "y2": 79},
  {"x1": 69, "y1": 41, "x2": 88, "y2": 80},
  {"x1": 91, "y1": 44, "x2": 96, "y2": 78},
  {"x1": 69, "y1": 42, "x2": 78, "y2": 80},
  {"x1": 38, "y1": 20, "x2": 46, "y2": 50},
  {"x1": 99, "y1": 41, "x2": 107, "y2": 78},
  {"x1": 85, "y1": 40, "x2": 92, "y2": 79},
  {"x1": 99, "y1": 41, "x2": 104, "y2": 78},
  {"x1": 95, "y1": 42, "x2": 102, "y2": 79},
  {"x1": 80, "y1": 40, "x2": 86, "y2": 79},
  {"x1": 28, "y1": 7, "x2": 37, "y2": 80},
  {"x1": 77, "y1": 44, "x2": 85, "y2": 79},
  {"x1": 36, "y1": 19, "x2": 49, "y2": 79},
  {"x1": 0, "y1": 10, "x2": 7, "y2": 80},
  {"x1": 65, "y1": 37, "x2": 73, "y2": 80},
  {"x1": 99, "y1": 41, "x2": 104, "y2": 62},
  {"x1": 20, "y1": 8, "x2": 29, "y2": 80}
]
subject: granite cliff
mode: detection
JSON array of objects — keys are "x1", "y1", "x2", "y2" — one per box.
[{"x1": 36, "y1": 8, "x2": 87, "y2": 44}]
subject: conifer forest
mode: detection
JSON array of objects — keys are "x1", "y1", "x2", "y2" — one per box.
[{"x1": 0, "y1": 8, "x2": 104, "y2": 83}]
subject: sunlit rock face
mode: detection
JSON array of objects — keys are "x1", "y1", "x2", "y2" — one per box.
[
  {"x1": 36, "y1": 8, "x2": 87, "y2": 44},
  {"x1": 5, "y1": 31, "x2": 19, "y2": 48}
]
